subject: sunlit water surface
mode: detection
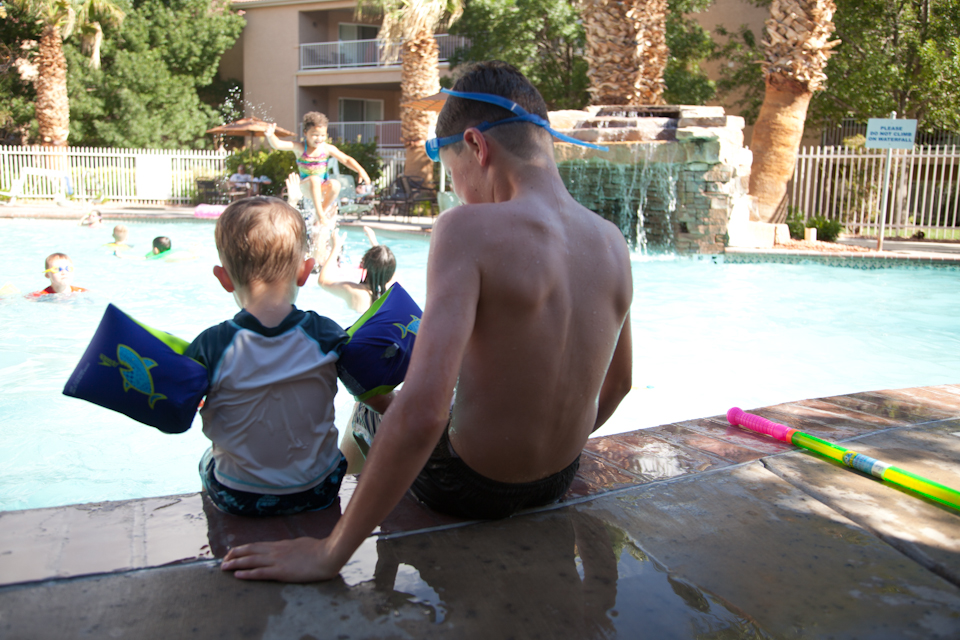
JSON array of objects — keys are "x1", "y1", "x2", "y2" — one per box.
[{"x1": 1, "y1": 218, "x2": 958, "y2": 511}]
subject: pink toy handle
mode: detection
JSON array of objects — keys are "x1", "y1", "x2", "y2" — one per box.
[{"x1": 726, "y1": 407, "x2": 793, "y2": 443}]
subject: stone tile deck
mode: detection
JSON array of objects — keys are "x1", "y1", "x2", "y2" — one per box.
[{"x1": 1, "y1": 384, "x2": 959, "y2": 638}]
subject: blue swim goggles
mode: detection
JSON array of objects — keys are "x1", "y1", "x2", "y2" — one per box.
[{"x1": 424, "y1": 89, "x2": 609, "y2": 162}]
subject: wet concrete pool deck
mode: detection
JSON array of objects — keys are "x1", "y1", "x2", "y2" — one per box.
[{"x1": 1, "y1": 384, "x2": 959, "y2": 638}]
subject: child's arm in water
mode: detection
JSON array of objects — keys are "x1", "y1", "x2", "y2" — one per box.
[
  {"x1": 326, "y1": 145, "x2": 372, "y2": 187},
  {"x1": 265, "y1": 123, "x2": 300, "y2": 154},
  {"x1": 317, "y1": 230, "x2": 370, "y2": 313},
  {"x1": 363, "y1": 226, "x2": 379, "y2": 247}
]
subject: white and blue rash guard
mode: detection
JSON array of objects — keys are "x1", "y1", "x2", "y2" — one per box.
[{"x1": 185, "y1": 308, "x2": 349, "y2": 495}]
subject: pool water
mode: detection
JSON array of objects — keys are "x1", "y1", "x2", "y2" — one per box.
[{"x1": 1, "y1": 218, "x2": 958, "y2": 511}]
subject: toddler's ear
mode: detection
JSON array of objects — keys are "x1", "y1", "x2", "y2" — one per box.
[
  {"x1": 297, "y1": 258, "x2": 316, "y2": 287},
  {"x1": 213, "y1": 265, "x2": 235, "y2": 293}
]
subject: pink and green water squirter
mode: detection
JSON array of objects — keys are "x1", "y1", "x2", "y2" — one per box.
[{"x1": 726, "y1": 407, "x2": 960, "y2": 512}]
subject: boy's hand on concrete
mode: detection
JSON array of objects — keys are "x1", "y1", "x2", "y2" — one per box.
[{"x1": 222, "y1": 537, "x2": 341, "y2": 582}]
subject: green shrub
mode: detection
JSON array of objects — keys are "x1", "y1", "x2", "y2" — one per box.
[
  {"x1": 330, "y1": 138, "x2": 383, "y2": 184},
  {"x1": 786, "y1": 207, "x2": 806, "y2": 240},
  {"x1": 226, "y1": 141, "x2": 382, "y2": 196},
  {"x1": 806, "y1": 215, "x2": 844, "y2": 242},
  {"x1": 258, "y1": 152, "x2": 297, "y2": 196},
  {"x1": 785, "y1": 207, "x2": 844, "y2": 242},
  {"x1": 225, "y1": 148, "x2": 294, "y2": 196}
]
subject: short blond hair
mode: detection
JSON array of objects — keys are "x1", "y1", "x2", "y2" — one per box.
[
  {"x1": 45, "y1": 252, "x2": 71, "y2": 269},
  {"x1": 113, "y1": 225, "x2": 128, "y2": 241},
  {"x1": 215, "y1": 196, "x2": 307, "y2": 287}
]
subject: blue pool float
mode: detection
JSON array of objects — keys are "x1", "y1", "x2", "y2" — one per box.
[
  {"x1": 63, "y1": 287, "x2": 421, "y2": 432},
  {"x1": 337, "y1": 282, "x2": 422, "y2": 401},
  {"x1": 63, "y1": 304, "x2": 209, "y2": 434}
]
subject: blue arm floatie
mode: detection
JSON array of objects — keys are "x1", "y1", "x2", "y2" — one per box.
[
  {"x1": 63, "y1": 304, "x2": 209, "y2": 434},
  {"x1": 336, "y1": 283, "x2": 421, "y2": 401}
]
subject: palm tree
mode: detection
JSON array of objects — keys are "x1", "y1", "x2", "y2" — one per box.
[
  {"x1": 359, "y1": 0, "x2": 462, "y2": 185},
  {"x1": 579, "y1": 0, "x2": 668, "y2": 105},
  {"x1": 8, "y1": 0, "x2": 124, "y2": 146},
  {"x1": 749, "y1": 0, "x2": 839, "y2": 222}
]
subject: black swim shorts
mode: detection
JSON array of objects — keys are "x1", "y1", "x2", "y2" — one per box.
[
  {"x1": 200, "y1": 450, "x2": 347, "y2": 517},
  {"x1": 410, "y1": 428, "x2": 580, "y2": 520}
]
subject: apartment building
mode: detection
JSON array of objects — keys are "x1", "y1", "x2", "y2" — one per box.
[
  {"x1": 220, "y1": 0, "x2": 768, "y2": 148},
  {"x1": 222, "y1": 0, "x2": 464, "y2": 147}
]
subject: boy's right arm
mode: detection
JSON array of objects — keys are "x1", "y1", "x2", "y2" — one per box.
[{"x1": 593, "y1": 313, "x2": 632, "y2": 432}]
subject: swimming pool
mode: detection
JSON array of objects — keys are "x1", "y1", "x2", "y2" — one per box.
[{"x1": 1, "y1": 218, "x2": 958, "y2": 511}]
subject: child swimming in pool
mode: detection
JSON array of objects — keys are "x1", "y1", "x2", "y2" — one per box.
[
  {"x1": 149, "y1": 236, "x2": 171, "y2": 256},
  {"x1": 184, "y1": 196, "x2": 353, "y2": 517},
  {"x1": 114, "y1": 236, "x2": 174, "y2": 260},
  {"x1": 265, "y1": 112, "x2": 372, "y2": 224},
  {"x1": 105, "y1": 225, "x2": 132, "y2": 252},
  {"x1": 28, "y1": 253, "x2": 87, "y2": 296}
]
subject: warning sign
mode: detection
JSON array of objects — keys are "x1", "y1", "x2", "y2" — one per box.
[{"x1": 865, "y1": 119, "x2": 917, "y2": 149}]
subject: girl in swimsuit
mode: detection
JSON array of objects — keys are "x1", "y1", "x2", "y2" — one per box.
[{"x1": 265, "y1": 112, "x2": 373, "y2": 224}]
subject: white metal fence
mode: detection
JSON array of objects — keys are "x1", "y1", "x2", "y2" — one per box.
[
  {"x1": 377, "y1": 148, "x2": 406, "y2": 188},
  {"x1": 300, "y1": 34, "x2": 468, "y2": 70},
  {"x1": 328, "y1": 121, "x2": 402, "y2": 147},
  {"x1": 1, "y1": 145, "x2": 407, "y2": 205},
  {"x1": 0, "y1": 145, "x2": 227, "y2": 205},
  {"x1": 787, "y1": 145, "x2": 960, "y2": 239}
]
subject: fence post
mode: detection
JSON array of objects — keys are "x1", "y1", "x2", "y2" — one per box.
[{"x1": 876, "y1": 111, "x2": 897, "y2": 251}]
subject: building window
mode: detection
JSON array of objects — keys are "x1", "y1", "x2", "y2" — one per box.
[
  {"x1": 339, "y1": 24, "x2": 379, "y2": 41},
  {"x1": 339, "y1": 98, "x2": 383, "y2": 122},
  {"x1": 336, "y1": 99, "x2": 384, "y2": 144}
]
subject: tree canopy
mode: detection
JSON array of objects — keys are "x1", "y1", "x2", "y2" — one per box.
[
  {"x1": 715, "y1": 0, "x2": 960, "y2": 134},
  {"x1": 1, "y1": 0, "x2": 243, "y2": 147},
  {"x1": 448, "y1": 0, "x2": 717, "y2": 110},
  {"x1": 0, "y1": 3, "x2": 40, "y2": 143}
]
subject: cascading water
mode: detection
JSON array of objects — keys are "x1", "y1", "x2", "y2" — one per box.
[{"x1": 550, "y1": 105, "x2": 753, "y2": 254}]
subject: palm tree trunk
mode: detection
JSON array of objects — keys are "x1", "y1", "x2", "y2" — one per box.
[
  {"x1": 35, "y1": 24, "x2": 70, "y2": 147},
  {"x1": 749, "y1": 0, "x2": 839, "y2": 222},
  {"x1": 580, "y1": 0, "x2": 667, "y2": 105},
  {"x1": 749, "y1": 77, "x2": 812, "y2": 222},
  {"x1": 632, "y1": 0, "x2": 667, "y2": 105},
  {"x1": 400, "y1": 33, "x2": 439, "y2": 186}
]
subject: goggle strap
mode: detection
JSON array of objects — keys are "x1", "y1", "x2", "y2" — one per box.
[{"x1": 435, "y1": 90, "x2": 609, "y2": 154}]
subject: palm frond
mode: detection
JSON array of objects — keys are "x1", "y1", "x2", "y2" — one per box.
[{"x1": 80, "y1": 21, "x2": 102, "y2": 68}]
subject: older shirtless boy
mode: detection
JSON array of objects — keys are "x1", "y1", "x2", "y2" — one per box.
[{"x1": 222, "y1": 61, "x2": 634, "y2": 582}]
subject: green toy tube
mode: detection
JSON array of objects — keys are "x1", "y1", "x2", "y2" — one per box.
[{"x1": 727, "y1": 407, "x2": 960, "y2": 511}]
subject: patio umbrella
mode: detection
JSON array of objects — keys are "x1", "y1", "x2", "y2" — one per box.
[
  {"x1": 206, "y1": 117, "x2": 295, "y2": 138},
  {"x1": 401, "y1": 91, "x2": 447, "y2": 113}
]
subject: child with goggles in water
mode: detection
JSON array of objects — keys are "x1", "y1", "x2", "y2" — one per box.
[
  {"x1": 28, "y1": 253, "x2": 87, "y2": 297},
  {"x1": 265, "y1": 112, "x2": 372, "y2": 224}
]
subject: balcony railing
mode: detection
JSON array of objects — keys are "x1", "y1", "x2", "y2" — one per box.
[
  {"x1": 328, "y1": 121, "x2": 402, "y2": 148},
  {"x1": 300, "y1": 34, "x2": 468, "y2": 71}
]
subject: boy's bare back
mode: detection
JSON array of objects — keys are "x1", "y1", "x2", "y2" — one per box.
[{"x1": 426, "y1": 184, "x2": 633, "y2": 482}]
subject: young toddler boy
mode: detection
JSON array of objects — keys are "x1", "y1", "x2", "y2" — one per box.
[
  {"x1": 107, "y1": 225, "x2": 132, "y2": 251},
  {"x1": 29, "y1": 253, "x2": 87, "y2": 296},
  {"x1": 184, "y1": 196, "x2": 351, "y2": 516}
]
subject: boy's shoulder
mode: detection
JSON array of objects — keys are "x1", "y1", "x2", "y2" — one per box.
[{"x1": 186, "y1": 308, "x2": 348, "y2": 367}]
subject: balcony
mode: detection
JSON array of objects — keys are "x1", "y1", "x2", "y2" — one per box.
[
  {"x1": 300, "y1": 34, "x2": 468, "y2": 71},
  {"x1": 328, "y1": 121, "x2": 402, "y2": 148}
]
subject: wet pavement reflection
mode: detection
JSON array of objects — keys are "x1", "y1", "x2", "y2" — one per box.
[{"x1": 331, "y1": 509, "x2": 770, "y2": 639}]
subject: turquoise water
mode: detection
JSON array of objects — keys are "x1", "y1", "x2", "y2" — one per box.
[{"x1": 1, "y1": 218, "x2": 958, "y2": 511}]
